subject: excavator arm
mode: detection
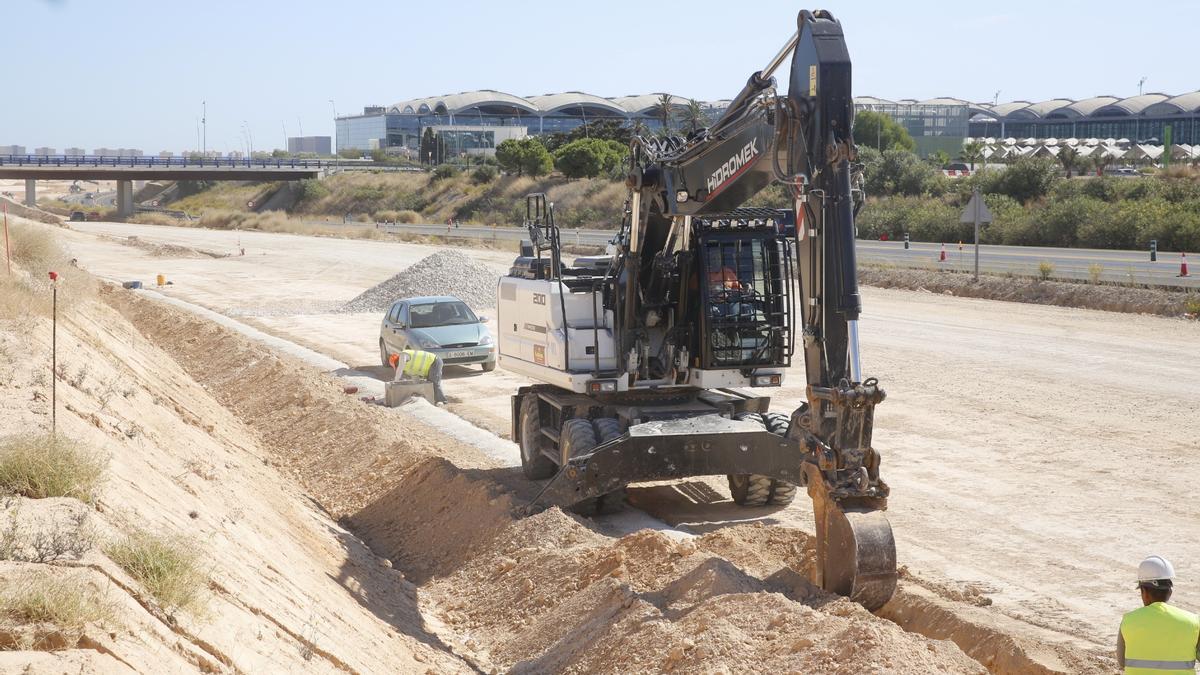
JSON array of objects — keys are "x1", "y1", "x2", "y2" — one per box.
[{"x1": 619, "y1": 9, "x2": 896, "y2": 608}]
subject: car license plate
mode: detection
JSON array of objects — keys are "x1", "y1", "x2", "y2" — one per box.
[{"x1": 447, "y1": 350, "x2": 474, "y2": 359}]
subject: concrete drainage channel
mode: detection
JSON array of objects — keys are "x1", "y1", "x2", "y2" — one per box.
[{"x1": 111, "y1": 284, "x2": 1106, "y2": 673}]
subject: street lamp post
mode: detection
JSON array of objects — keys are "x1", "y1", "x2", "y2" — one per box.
[{"x1": 202, "y1": 101, "x2": 207, "y2": 156}]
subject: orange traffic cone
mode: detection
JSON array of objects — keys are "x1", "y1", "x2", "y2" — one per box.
[
  {"x1": 1181, "y1": 252, "x2": 1190, "y2": 277},
  {"x1": 939, "y1": 244, "x2": 947, "y2": 262}
]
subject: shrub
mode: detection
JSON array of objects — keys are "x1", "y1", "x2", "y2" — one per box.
[
  {"x1": 983, "y1": 157, "x2": 1060, "y2": 204},
  {"x1": 299, "y1": 178, "x2": 329, "y2": 201},
  {"x1": 1088, "y1": 263, "x2": 1104, "y2": 284},
  {"x1": 1038, "y1": 260, "x2": 1054, "y2": 280},
  {"x1": 0, "y1": 434, "x2": 107, "y2": 504},
  {"x1": 1031, "y1": 195, "x2": 1105, "y2": 247},
  {"x1": 471, "y1": 164, "x2": 498, "y2": 184},
  {"x1": 864, "y1": 150, "x2": 944, "y2": 197},
  {"x1": 0, "y1": 572, "x2": 113, "y2": 647},
  {"x1": 432, "y1": 164, "x2": 459, "y2": 181},
  {"x1": 106, "y1": 530, "x2": 206, "y2": 613}
]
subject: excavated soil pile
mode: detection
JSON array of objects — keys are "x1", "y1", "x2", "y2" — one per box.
[
  {"x1": 860, "y1": 265, "x2": 1196, "y2": 317},
  {"x1": 342, "y1": 249, "x2": 499, "y2": 312}
]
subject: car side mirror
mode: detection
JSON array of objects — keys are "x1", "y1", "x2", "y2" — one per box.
[{"x1": 480, "y1": 316, "x2": 490, "y2": 323}]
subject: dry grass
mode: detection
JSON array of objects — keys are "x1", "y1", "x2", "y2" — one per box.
[
  {"x1": 170, "y1": 181, "x2": 280, "y2": 213},
  {"x1": 195, "y1": 209, "x2": 387, "y2": 240},
  {"x1": 0, "y1": 218, "x2": 97, "y2": 321},
  {"x1": 105, "y1": 530, "x2": 206, "y2": 613},
  {"x1": 0, "y1": 572, "x2": 114, "y2": 648},
  {"x1": 127, "y1": 212, "x2": 185, "y2": 226},
  {"x1": 0, "y1": 435, "x2": 107, "y2": 504}
]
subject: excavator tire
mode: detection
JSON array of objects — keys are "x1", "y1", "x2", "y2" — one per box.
[
  {"x1": 559, "y1": 419, "x2": 605, "y2": 515},
  {"x1": 591, "y1": 418, "x2": 628, "y2": 514},
  {"x1": 519, "y1": 395, "x2": 556, "y2": 480},
  {"x1": 727, "y1": 412, "x2": 796, "y2": 507}
]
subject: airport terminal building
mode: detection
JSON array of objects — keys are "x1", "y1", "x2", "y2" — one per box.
[{"x1": 334, "y1": 89, "x2": 1200, "y2": 157}]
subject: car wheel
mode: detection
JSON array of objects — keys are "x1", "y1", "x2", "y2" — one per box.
[
  {"x1": 482, "y1": 360, "x2": 496, "y2": 373},
  {"x1": 379, "y1": 339, "x2": 391, "y2": 368}
]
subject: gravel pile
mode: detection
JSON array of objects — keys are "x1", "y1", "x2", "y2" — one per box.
[{"x1": 342, "y1": 249, "x2": 499, "y2": 312}]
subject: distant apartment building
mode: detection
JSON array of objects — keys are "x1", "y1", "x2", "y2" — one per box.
[
  {"x1": 33, "y1": 147, "x2": 56, "y2": 156},
  {"x1": 93, "y1": 148, "x2": 144, "y2": 157},
  {"x1": 159, "y1": 151, "x2": 174, "y2": 159},
  {"x1": 64, "y1": 147, "x2": 86, "y2": 156},
  {"x1": 287, "y1": 136, "x2": 332, "y2": 155},
  {"x1": 0, "y1": 145, "x2": 26, "y2": 155}
]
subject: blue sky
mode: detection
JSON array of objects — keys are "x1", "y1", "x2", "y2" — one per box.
[{"x1": 4, "y1": 0, "x2": 1197, "y2": 153}]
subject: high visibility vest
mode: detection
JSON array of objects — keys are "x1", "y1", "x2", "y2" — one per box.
[
  {"x1": 401, "y1": 349, "x2": 436, "y2": 378},
  {"x1": 1121, "y1": 602, "x2": 1199, "y2": 674}
]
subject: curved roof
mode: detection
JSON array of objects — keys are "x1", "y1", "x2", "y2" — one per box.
[
  {"x1": 1047, "y1": 96, "x2": 1118, "y2": 118},
  {"x1": 525, "y1": 92, "x2": 626, "y2": 115},
  {"x1": 1143, "y1": 90, "x2": 1200, "y2": 116},
  {"x1": 853, "y1": 96, "x2": 895, "y2": 106},
  {"x1": 917, "y1": 97, "x2": 970, "y2": 106},
  {"x1": 990, "y1": 100, "x2": 1033, "y2": 117},
  {"x1": 390, "y1": 90, "x2": 539, "y2": 115},
  {"x1": 1008, "y1": 98, "x2": 1074, "y2": 119},
  {"x1": 609, "y1": 93, "x2": 689, "y2": 115},
  {"x1": 1093, "y1": 93, "x2": 1169, "y2": 116}
]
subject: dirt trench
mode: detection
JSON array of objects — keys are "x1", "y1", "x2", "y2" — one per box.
[{"x1": 104, "y1": 285, "x2": 1113, "y2": 673}]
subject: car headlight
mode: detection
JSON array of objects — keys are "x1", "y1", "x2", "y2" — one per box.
[
  {"x1": 478, "y1": 333, "x2": 493, "y2": 346},
  {"x1": 413, "y1": 334, "x2": 438, "y2": 349}
]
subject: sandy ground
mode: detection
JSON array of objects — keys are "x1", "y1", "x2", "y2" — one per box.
[{"x1": 56, "y1": 220, "x2": 1200, "y2": 657}]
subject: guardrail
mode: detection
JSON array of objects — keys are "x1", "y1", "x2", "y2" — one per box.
[{"x1": 1, "y1": 155, "x2": 352, "y2": 169}]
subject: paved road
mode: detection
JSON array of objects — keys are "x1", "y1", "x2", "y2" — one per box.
[{"x1": 376, "y1": 223, "x2": 1198, "y2": 288}]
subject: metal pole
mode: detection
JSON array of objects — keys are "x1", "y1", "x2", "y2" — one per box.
[
  {"x1": 51, "y1": 276, "x2": 57, "y2": 435},
  {"x1": 2, "y1": 202, "x2": 10, "y2": 275},
  {"x1": 973, "y1": 188, "x2": 981, "y2": 281},
  {"x1": 202, "y1": 101, "x2": 207, "y2": 156}
]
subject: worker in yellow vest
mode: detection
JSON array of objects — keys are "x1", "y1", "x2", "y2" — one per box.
[
  {"x1": 1117, "y1": 555, "x2": 1200, "y2": 673},
  {"x1": 389, "y1": 348, "x2": 446, "y2": 405}
]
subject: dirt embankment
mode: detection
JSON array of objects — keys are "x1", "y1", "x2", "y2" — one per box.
[
  {"x1": 861, "y1": 265, "x2": 1198, "y2": 318},
  {"x1": 0, "y1": 279, "x2": 467, "y2": 671},
  {"x1": 104, "y1": 286, "x2": 1117, "y2": 673}
]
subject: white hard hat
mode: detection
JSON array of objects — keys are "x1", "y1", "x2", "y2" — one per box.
[{"x1": 1137, "y1": 555, "x2": 1176, "y2": 589}]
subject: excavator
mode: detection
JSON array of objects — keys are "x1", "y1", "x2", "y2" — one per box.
[{"x1": 496, "y1": 9, "x2": 896, "y2": 609}]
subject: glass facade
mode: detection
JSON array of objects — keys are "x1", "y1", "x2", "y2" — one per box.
[
  {"x1": 970, "y1": 115, "x2": 1200, "y2": 144},
  {"x1": 855, "y1": 102, "x2": 970, "y2": 138}
]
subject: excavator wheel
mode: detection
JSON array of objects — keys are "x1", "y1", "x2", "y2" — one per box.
[
  {"x1": 519, "y1": 395, "x2": 556, "y2": 480},
  {"x1": 559, "y1": 419, "x2": 604, "y2": 515},
  {"x1": 590, "y1": 418, "x2": 628, "y2": 514},
  {"x1": 727, "y1": 413, "x2": 797, "y2": 507}
]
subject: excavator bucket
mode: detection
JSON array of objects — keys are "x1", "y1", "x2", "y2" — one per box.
[{"x1": 816, "y1": 505, "x2": 897, "y2": 610}]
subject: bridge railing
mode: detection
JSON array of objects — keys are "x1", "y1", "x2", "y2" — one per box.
[{"x1": 0, "y1": 155, "x2": 343, "y2": 169}]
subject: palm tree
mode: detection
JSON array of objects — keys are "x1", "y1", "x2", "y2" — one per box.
[
  {"x1": 959, "y1": 140, "x2": 985, "y2": 171},
  {"x1": 1058, "y1": 146, "x2": 1080, "y2": 178},
  {"x1": 629, "y1": 119, "x2": 648, "y2": 138},
  {"x1": 930, "y1": 150, "x2": 951, "y2": 168},
  {"x1": 680, "y1": 99, "x2": 709, "y2": 134},
  {"x1": 1091, "y1": 151, "x2": 1114, "y2": 177},
  {"x1": 653, "y1": 94, "x2": 676, "y2": 134}
]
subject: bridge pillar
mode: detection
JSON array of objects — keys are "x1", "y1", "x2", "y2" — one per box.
[
  {"x1": 24, "y1": 179, "x2": 35, "y2": 207},
  {"x1": 116, "y1": 180, "x2": 134, "y2": 218}
]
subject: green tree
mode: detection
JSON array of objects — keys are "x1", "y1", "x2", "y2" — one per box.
[
  {"x1": 929, "y1": 150, "x2": 951, "y2": 168},
  {"x1": 653, "y1": 94, "x2": 676, "y2": 134},
  {"x1": 852, "y1": 110, "x2": 916, "y2": 153},
  {"x1": 554, "y1": 138, "x2": 626, "y2": 179},
  {"x1": 1090, "y1": 151, "x2": 1115, "y2": 177},
  {"x1": 977, "y1": 156, "x2": 1059, "y2": 204},
  {"x1": 680, "y1": 99, "x2": 709, "y2": 134},
  {"x1": 419, "y1": 128, "x2": 437, "y2": 164},
  {"x1": 338, "y1": 147, "x2": 362, "y2": 159},
  {"x1": 1057, "y1": 146, "x2": 1080, "y2": 179},
  {"x1": 959, "y1": 141, "x2": 984, "y2": 171},
  {"x1": 864, "y1": 149, "x2": 944, "y2": 197},
  {"x1": 495, "y1": 138, "x2": 553, "y2": 177}
]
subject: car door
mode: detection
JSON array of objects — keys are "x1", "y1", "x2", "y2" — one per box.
[{"x1": 382, "y1": 301, "x2": 406, "y2": 353}]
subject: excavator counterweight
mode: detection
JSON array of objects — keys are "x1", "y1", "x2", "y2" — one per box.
[{"x1": 498, "y1": 9, "x2": 897, "y2": 610}]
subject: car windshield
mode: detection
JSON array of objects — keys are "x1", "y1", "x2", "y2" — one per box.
[{"x1": 409, "y1": 301, "x2": 478, "y2": 328}]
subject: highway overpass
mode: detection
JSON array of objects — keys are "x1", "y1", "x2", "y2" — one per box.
[{"x1": 0, "y1": 155, "x2": 329, "y2": 217}]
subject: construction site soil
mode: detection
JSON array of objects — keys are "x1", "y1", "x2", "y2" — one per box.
[
  {"x1": 16, "y1": 217, "x2": 1194, "y2": 672},
  {"x1": 104, "y1": 287, "x2": 996, "y2": 673}
]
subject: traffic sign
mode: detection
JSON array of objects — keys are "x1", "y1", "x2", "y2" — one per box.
[{"x1": 960, "y1": 192, "x2": 993, "y2": 224}]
